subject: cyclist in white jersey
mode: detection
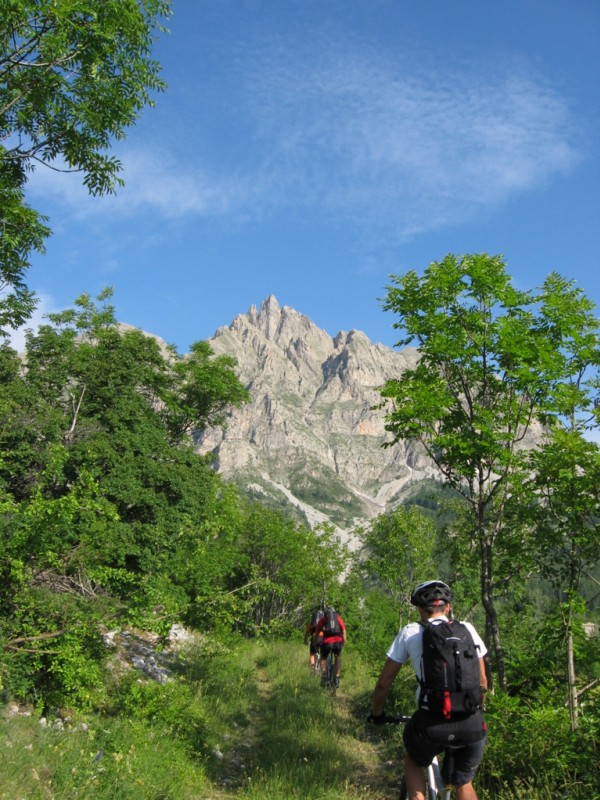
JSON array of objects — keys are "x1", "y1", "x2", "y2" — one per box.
[{"x1": 369, "y1": 581, "x2": 488, "y2": 800}]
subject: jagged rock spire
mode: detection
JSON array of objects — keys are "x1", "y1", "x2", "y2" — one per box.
[{"x1": 197, "y1": 298, "x2": 431, "y2": 542}]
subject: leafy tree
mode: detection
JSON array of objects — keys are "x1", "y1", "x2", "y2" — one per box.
[
  {"x1": 0, "y1": 159, "x2": 50, "y2": 331},
  {"x1": 19, "y1": 290, "x2": 248, "y2": 574},
  {"x1": 0, "y1": 289, "x2": 251, "y2": 702},
  {"x1": 223, "y1": 507, "x2": 347, "y2": 634},
  {"x1": 0, "y1": 341, "x2": 51, "y2": 497},
  {"x1": 508, "y1": 276, "x2": 600, "y2": 725},
  {"x1": 0, "y1": 0, "x2": 171, "y2": 332},
  {"x1": 163, "y1": 341, "x2": 251, "y2": 443},
  {"x1": 516, "y1": 434, "x2": 600, "y2": 726},
  {"x1": 358, "y1": 506, "x2": 439, "y2": 628},
  {"x1": 379, "y1": 253, "x2": 598, "y2": 689}
]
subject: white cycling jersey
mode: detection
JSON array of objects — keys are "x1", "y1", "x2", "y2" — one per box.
[{"x1": 386, "y1": 615, "x2": 487, "y2": 705}]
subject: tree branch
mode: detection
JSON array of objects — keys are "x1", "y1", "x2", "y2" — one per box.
[{"x1": 5, "y1": 629, "x2": 66, "y2": 647}]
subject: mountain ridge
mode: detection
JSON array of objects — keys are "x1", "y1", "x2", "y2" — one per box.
[{"x1": 195, "y1": 296, "x2": 438, "y2": 544}]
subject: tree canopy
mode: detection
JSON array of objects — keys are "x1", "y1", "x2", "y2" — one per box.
[
  {"x1": 380, "y1": 253, "x2": 600, "y2": 689},
  {"x1": 0, "y1": 0, "x2": 171, "y2": 332}
]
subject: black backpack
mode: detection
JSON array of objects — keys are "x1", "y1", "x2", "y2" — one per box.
[
  {"x1": 418, "y1": 620, "x2": 483, "y2": 719},
  {"x1": 323, "y1": 608, "x2": 341, "y2": 637},
  {"x1": 310, "y1": 609, "x2": 324, "y2": 629}
]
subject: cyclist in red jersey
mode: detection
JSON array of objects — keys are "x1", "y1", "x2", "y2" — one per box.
[{"x1": 314, "y1": 606, "x2": 346, "y2": 687}]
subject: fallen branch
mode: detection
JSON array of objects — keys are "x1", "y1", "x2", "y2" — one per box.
[
  {"x1": 5, "y1": 646, "x2": 61, "y2": 655},
  {"x1": 5, "y1": 630, "x2": 66, "y2": 647}
]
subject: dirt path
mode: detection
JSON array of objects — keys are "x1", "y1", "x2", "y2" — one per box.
[
  {"x1": 211, "y1": 646, "x2": 404, "y2": 799},
  {"x1": 213, "y1": 664, "x2": 272, "y2": 792},
  {"x1": 333, "y1": 687, "x2": 404, "y2": 800}
]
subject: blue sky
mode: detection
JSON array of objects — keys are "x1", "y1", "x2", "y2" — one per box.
[{"x1": 16, "y1": 0, "x2": 600, "y2": 355}]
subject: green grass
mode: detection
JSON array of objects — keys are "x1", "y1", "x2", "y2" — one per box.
[
  {"x1": 0, "y1": 642, "x2": 396, "y2": 800},
  {"x1": 0, "y1": 713, "x2": 212, "y2": 799},
  {"x1": 226, "y1": 643, "x2": 388, "y2": 799},
  {"x1": 1, "y1": 639, "x2": 597, "y2": 799}
]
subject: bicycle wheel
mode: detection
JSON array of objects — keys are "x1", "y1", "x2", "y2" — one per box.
[{"x1": 326, "y1": 653, "x2": 337, "y2": 694}]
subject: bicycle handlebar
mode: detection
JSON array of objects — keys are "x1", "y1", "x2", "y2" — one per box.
[{"x1": 367, "y1": 713, "x2": 412, "y2": 725}]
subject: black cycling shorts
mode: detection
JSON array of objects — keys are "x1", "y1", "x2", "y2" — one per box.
[
  {"x1": 403, "y1": 709, "x2": 487, "y2": 787},
  {"x1": 320, "y1": 641, "x2": 343, "y2": 657}
]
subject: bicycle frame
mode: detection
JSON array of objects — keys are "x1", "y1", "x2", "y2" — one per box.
[
  {"x1": 325, "y1": 651, "x2": 337, "y2": 692},
  {"x1": 383, "y1": 716, "x2": 453, "y2": 800},
  {"x1": 400, "y1": 751, "x2": 451, "y2": 800},
  {"x1": 427, "y1": 756, "x2": 451, "y2": 800},
  {"x1": 313, "y1": 648, "x2": 321, "y2": 672}
]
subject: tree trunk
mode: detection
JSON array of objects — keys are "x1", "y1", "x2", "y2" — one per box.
[
  {"x1": 566, "y1": 627, "x2": 578, "y2": 730},
  {"x1": 566, "y1": 537, "x2": 580, "y2": 730},
  {"x1": 480, "y1": 536, "x2": 507, "y2": 690}
]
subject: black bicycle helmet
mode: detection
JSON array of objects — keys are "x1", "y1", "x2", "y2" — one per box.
[{"x1": 410, "y1": 580, "x2": 452, "y2": 607}]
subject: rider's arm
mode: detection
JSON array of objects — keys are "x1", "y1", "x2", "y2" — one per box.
[
  {"x1": 479, "y1": 656, "x2": 488, "y2": 692},
  {"x1": 371, "y1": 657, "x2": 402, "y2": 717}
]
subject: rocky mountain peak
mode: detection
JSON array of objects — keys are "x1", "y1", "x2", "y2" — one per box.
[
  {"x1": 246, "y1": 294, "x2": 282, "y2": 337},
  {"x1": 235, "y1": 295, "x2": 332, "y2": 354},
  {"x1": 196, "y1": 298, "x2": 434, "y2": 544}
]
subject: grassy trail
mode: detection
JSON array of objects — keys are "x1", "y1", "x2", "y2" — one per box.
[
  {"x1": 2, "y1": 637, "x2": 591, "y2": 798},
  {"x1": 208, "y1": 641, "x2": 403, "y2": 799},
  {"x1": 0, "y1": 640, "x2": 404, "y2": 799}
]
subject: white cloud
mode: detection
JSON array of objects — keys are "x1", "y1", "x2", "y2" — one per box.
[
  {"x1": 24, "y1": 40, "x2": 582, "y2": 238},
  {"x1": 26, "y1": 151, "x2": 242, "y2": 221},
  {"x1": 242, "y1": 51, "x2": 580, "y2": 232}
]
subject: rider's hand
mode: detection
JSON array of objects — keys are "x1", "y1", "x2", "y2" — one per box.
[{"x1": 366, "y1": 711, "x2": 386, "y2": 725}]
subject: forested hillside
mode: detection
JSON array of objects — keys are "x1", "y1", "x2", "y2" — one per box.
[
  {"x1": 0, "y1": 277, "x2": 599, "y2": 799},
  {"x1": 0, "y1": 290, "x2": 349, "y2": 705}
]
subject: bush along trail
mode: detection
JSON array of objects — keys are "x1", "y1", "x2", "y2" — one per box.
[
  {"x1": 0, "y1": 639, "x2": 402, "y2": 800},
  {"x1": 2, "y1": 637, "x2": 599, "y2": 799}
]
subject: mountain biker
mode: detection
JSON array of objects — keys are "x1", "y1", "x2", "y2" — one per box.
[
  {"x1": 314, "y1": 605, "x2": 346, "y2": 687},
  {"x1": 368, "y1": 581, "x2": 488, "y2": 800},
  {"x1": 303, "y1": 607, "x2": 324, "y2": 670}
]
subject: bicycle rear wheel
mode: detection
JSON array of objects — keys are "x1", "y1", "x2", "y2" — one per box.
[{"x1": 326, "y1": 653, "x2": 337, "y2": 694}]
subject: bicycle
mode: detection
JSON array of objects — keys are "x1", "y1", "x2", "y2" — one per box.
[
  {"x1": 375, "y1": 715, "x2": 454, "y2": 800},
  {"x1": 321, "y1": 650, "x2": 338, "y2": 694}
]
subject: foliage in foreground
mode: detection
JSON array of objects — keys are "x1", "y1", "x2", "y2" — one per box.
[
  {"x1": 380, "y1": 254, "x2": 600, "y2": 695},
  {"x1": 0, "y1": 291, "x2": 345, "y2": 707},
  {"x1": 0, "y1": 258, "x2": 598, "y2": 797},
  {"x1": 0, "y1": 0, "x2": 172, "y2": 332},
  {"x1": 1, "y1": 639, "x2": 599, "y2": 800}
]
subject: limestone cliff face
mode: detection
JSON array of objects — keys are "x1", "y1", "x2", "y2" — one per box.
[{"x1": 195, "y1": 296, "x2": 437, "y2": 537}]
